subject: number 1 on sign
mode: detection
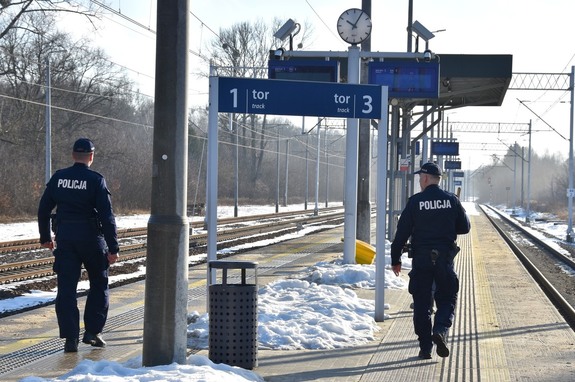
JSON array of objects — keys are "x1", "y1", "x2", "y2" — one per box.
[{"x1": 230, "y1": 88, "x2": 237, "y2": 108}]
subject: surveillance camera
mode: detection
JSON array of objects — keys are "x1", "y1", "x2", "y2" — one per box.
[
  {"x1": 412, "y1": 21, "x2": 435, "y2": 41},
  {"x1": 273, "y1": 48, "x2": 285, "y2": 58},
  {"x1": 423, "y1": 50, "x2": 432, "y2": 62},
  {"x1": 274, "y1": 19, "x2": 298, "y2": 42}
]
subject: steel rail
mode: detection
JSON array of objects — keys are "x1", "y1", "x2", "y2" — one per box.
[
  {"x1": 0, "y1": 209, "x2": 344, "y2": 286},
  {"x1": 0, "y1": 206, "x2": 343, "y2": 254}
]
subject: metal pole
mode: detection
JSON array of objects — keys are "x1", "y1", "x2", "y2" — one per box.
[
  {"x1": 388, "y1": 106, "x2": 399, "y2": 239},
  {"x1": 143, "y1": 0, "x2": 190, "y2": 366},
  {"x1": 567, "y1": 66, "x2": 574, "y2": 241},
  {"x1": 207, "y1": 71, "x2": 219, "y2": 267},
  {"x1": 513, "y1": 142, "x2": 518, "y2": 212},
  {"x1": 232, "y1": 113, "x2": 239, "y2": 217},
  {"x1": 304, "y1": 118, "x2": 309, "y2": 210},
  {"x1": 45, "y1": 57, "x2": 52, "y2": 184},
  {"x1": 314, "y1": 118, "x2": 321, "y2": 216},
  {"x1": 375, "y1": 86, "x2": 389, "y2": 321},
  {"x1": 521, "y1": 146, "x2": 525, "y2": 207},
  {"x1": 343, "y1": 45, "x2": 360, "y2": 264},
  {"x1": 357, "y1": 0, "x2": 372, "y2": 244},
  {"x1": 325, "y1": 131, "x2": 329, "y2": 207},
  {"x1": 526, "y1": 120, "x2": 532, "y2": 223},
  {"x1": 276, "y1": 129, "x2": 280, "y2": 213},
  {"x1": 283, "y1": 139, "x2": 289, "y2": 207},
  {"x1": 407, "y1": 0, "x2": 413, "y2": 52}
]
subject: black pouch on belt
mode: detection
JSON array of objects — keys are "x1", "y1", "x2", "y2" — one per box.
[
  {"x1": 449, "y1": 242, "x2": 460, "y2": 261},
  {"x1": 402, "y1": 243, "x2": 413, "y2": 258},
  {"x1": 430, "y1": 249, "x2": 440, "y2": 265},
  {"x1": 89, "y1": 218, "x2": 104, "y2": 234}
]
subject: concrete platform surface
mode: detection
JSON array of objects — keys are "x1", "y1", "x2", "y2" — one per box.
[{"x1": 0, "y1": 211, "x2": 574, "y2": 381}]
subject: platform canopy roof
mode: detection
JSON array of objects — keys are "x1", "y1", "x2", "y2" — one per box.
[
  {"x1": 268, "y1": 53, "x2": 513, "y2": 111},
  {"x1": 429, "y1": 54, "x2": 513, "y2": 110}
]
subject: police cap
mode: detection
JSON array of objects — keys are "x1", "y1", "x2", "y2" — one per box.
[
  {"x1": 414, "y1": 162, "x2": 442, "y2": 176},
  {"x1": 73, "y1": 138, "x2": 95, "y2": 153}
]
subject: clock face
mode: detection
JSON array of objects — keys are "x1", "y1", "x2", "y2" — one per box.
[{"x1": 337, "y1": 8, "x2": 372, "y2": 44}]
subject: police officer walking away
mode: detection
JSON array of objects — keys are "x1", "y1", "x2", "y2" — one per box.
[
  {"x1": 390, "y1": 162, "x2": 470, "y2": 360},
  {"x1": 38, "y1": 138, "x2": 120, "y2": 353}
]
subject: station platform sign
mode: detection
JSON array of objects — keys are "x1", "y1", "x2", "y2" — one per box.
[{"x1": 217, "y1": 77, "x2": 383, "y2": 119}]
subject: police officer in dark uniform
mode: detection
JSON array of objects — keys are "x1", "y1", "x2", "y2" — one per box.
[
  {"x1": 38, "y1": 138, "x2": 119, "y2": 353},
  {"x1": 390, "y1": 162, "x2": 470, "y2": 360}
]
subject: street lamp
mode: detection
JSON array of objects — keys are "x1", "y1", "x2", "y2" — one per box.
[
  {"x1": 45, "y1": 50, "x2": 66, "y2": 184},
  {"x1": 222, "y1": 43, "x2": 240, "y2": 216},
  {"x1": 45, "y1": 56, "x2": 53, "y2": 184}
]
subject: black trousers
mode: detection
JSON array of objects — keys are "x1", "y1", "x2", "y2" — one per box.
[
  {"x1": 408, "y1": 251, "x2": 459, "y2": 352},
  {"x1": 53, "y1": 238, "x2": 110, "y2": 339}
]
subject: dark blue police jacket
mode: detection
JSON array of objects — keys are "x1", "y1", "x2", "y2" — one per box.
[
  {"x1": 390, "y1": 184, "x2": 470, "y2": 265},
  {"x1": 38, "y1": 162, "x2": 119, "y2": 254}
]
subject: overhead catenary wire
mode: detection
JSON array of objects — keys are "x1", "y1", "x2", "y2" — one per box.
[
  {"x1": 5, "y1": 1, "x2": 351, "y2": 165},
  {"x1": 304, "y1": 0, "x2": 344, "y2": 46},
  {"x1": 0, "y1": 92, "x2": 152, "y2": 129}
]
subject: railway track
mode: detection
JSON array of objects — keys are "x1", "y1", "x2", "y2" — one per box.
[
  {"x1": 480, "y1": 204, "x2": 575, "y2": 330},
  {"x1": 0, "y1": 207, "x2": 344, "y2": 287}
]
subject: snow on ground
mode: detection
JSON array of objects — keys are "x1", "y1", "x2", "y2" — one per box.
[
  {"x1": 17, "y1": 255, "x2": 405, "y2": 382},
  {"x1": 6, "y1": 201, "x2": 573, "y2": 381},
  {"x1": 3, "y1": 203, "x2": 404, "y2": 381}
]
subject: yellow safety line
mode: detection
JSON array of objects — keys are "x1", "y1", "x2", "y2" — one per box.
[{"x1": 472, "y1": 214, "x2": 511, "y2": 381}]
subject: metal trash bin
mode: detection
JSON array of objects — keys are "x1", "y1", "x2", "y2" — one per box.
[{"x1": 208, "y1": 260, "x2": 258, "y2": 369}]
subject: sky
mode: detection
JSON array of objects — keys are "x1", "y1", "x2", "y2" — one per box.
[
  {"x1": 1, "y1": 202, "x2": 574, "y2": 381},
  {"x1": 60, "y1": 1, "x2": 575, "y2": 170}
]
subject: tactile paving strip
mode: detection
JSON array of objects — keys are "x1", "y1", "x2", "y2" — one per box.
[{"x1": 362, "y1": 232, "x2": 480, "y2": 381}]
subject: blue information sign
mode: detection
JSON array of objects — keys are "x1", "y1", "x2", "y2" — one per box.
[
  {"x1": 444, "y1": 160, "x2": 462, "y2": 170},
  {"x1": 268, "y1": 60, "x2": 339, "y2": 83},
  {"x1": 217, "y1": 77, "x2": 382, "y2": 118},
  {"x1": 368, "y1": 61, "x2": 439, "y2": 99}
]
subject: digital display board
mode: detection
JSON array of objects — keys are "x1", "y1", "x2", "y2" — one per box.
[
  {"x1": 397, "y1": 141, "x2": 420, "y2": 155},
  {"x1": 452, "y1": 171, "x2": 465, "y2": 178},
  {"x1": 368, "y1": 61, "x2": 439, "y2": 99},
  {"x1": 431, "y1": 141, "x2": 459, "y2": 156},
  {"x1": 444, "y1": 160, "x2": 462, "y2": 170},
  {"x1": 268, "y1": 60, "x2": 339, "y2": 83}
]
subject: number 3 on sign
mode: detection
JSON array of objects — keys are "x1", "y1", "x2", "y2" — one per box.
[{"x1": 362, "y1": 95, "x2": 372, "y2": 114}]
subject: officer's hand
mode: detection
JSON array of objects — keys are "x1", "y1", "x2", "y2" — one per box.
[
  {"x1": 107, "y1": 252, "x2": 119, "y2": 264},
  {"x1": 392, "y1": 264, "x2": 401, "y2": 276},
  {"x1": 41, "y1": 241, "x2": 54, "y2": 250}
]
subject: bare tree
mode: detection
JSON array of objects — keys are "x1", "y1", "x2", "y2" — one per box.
[
  {"x1": 0, "y1": 0, "x2": 100, "y2": 41},
  {"x1": 0, "y1": 12, "x2": 133, "y2": 146},
  {"x1": 205, "y1": 19, "x2": 312, "y2": 191},
  {"x1": 0, "y1": 11, "x2": 153, "y2": 217}
]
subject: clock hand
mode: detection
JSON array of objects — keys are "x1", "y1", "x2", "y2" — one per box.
[
  {"x1": 354, "y1": 12, "x2": 364, "y2": 27},
  {"x1": 346, "y1": 20, "x2": 357, "y2": 29}
]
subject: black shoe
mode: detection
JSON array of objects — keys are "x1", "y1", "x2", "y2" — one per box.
[
  {"x1": 64, "y1": 338, "x2": 78, "y2": 353},
  {"x1": 432, "y1": 332, "x2": 449, "y2": 357},
  {"x1": 82, "y1": 332, "x2": 106, "y2": 348},
  {"x1": 418, "y1": 350, "x2": 432, "y2": 359}
]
